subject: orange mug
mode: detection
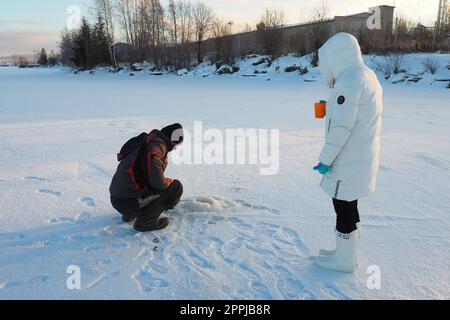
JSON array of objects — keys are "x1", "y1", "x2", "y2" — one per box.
[{"x1": 315, "y1": 100, "x2": 327, "y2": 119}]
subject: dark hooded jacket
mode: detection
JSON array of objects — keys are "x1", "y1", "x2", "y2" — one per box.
[{"x1": 109, "y1": 129, "x2": 173, "y2": 199}]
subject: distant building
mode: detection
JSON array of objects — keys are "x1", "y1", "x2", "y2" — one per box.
[
  {"x1": 201, "y1": 5, "x2": 395, "y2": 57},
  {"x1": 113, "y1": 5, "x2": 396, "y2": 63}
]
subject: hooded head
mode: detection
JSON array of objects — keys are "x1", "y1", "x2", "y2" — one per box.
[
  {"x1": 161, "y1": 123, "x2": 184, "y2": 146},
  {"x1": 319, "y1": 33, "x2": 364, "y2": 88}
]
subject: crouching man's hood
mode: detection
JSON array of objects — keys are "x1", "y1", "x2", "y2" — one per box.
[{"x1": 319, "y1": 33, "x2": 364, "y2": 88}]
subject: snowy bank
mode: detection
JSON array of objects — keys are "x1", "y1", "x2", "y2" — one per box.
[{"x1": 68, "y1": 52, "x2": 450, "y2": 89}]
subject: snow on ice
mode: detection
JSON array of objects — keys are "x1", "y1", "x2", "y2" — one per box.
[{"x1": 0, "y1": 53, "x2": 449, "y2": 299}]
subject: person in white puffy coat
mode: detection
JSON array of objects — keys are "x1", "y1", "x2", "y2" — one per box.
[{"x1": 313, "y1": 33, "x2": 383, "y2": 273}]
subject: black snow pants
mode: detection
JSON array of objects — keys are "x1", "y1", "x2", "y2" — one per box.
[
  {"x1": 111, "y1": 180, "x2": 183, "y2": 220},
  {"x1": 333, "y1": 198, "x2": 360, "y2": 234}
]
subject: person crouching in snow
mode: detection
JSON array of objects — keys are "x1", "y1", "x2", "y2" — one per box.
[
  {"x1": 110, "y1": 124, "x2": 184, "y2": 232},
  {"x1": 313, "y1": 33, "x2": 383, "y2": 273}
]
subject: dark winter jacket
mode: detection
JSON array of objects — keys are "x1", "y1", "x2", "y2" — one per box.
[{"x1": 109, "y1": 130, "x2": 173, "y2": 199}]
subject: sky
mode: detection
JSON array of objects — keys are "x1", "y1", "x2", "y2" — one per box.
[{"x1": 0, "y1": 0, "x2": 442, "y2": 58}]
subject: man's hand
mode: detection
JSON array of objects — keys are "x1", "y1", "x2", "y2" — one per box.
[
  {"x1": 165, "y1": 178, "x2": 174, "y2": 186},
  {"x1": 313, "y1": 163, "x2": 331, "y2": 175}
]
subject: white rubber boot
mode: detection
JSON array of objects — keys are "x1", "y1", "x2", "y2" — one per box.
[
  {"x1": 319, "y1": 222, "x2": 360, "y2": 256},
  {"x1": 316, "y1": 230, "x2": 358, "y2": 273}
]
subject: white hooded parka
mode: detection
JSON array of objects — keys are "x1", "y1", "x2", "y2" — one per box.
[{"x1": 318, "y1": 33, "x2": 383, "y2": 201}]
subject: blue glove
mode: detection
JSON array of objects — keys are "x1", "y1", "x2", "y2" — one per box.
[{"x1": 313, "y1": 163, "x2": 330, "y2": 175}]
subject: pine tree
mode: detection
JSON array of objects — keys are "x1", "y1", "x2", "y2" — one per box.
[
  {"x1": 48, "y1": 50, "x2": 59, "y2": 66},
  {"x1": 60, "y1": 29, "x2": 76, "y2": 66},
  {"x1": 38, "y1": 48, "x2": 48, "y2": 65},
  {"x1": 71, "y1": 17, "x2": 93, "y2": 69},
  {"x1": 92, "y1": 14, "x2": 111, "y2": 66}
]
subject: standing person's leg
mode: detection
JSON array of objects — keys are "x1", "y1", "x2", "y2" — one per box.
[
  {"x1": 134, "y1": 180, "x2": 184, "y2": 232},
  {"x1": 334, "y1": 199, "x2": 358, "y2": 234},
  {"x1": 316, "y1": 198, "x2": 359, "y2": 272},
  {"x1": 319, "y1": 199, "x2": 357, "y2": 255}
]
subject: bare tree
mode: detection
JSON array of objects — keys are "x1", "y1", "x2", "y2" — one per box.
[
  {"x1": 166, "y1": 1, "x2": 194, "y2": 68},
  {"x1": 309, "y1": 0, "x2": 330, "y2": 66},
  {"x1": 192, "y1": 2, "x2": 215, "y2": 63},
  {"x1": 177, "y1": 1, "x2": 194, "y2": 68},
  {"x1": 242, "y1": 23, "x2": 253, "y2": 33},
  {"x1": 115, "y1": 0, "x2": 166, "y2": 65},
  {"x1": 257, "y1": 8, "x2": 285, "y2": 57},
  {"x1": 168, "y1": 0, "x2": 179, "y2": 44},
  {"x1": 12, "y1": 55, "x2": 29, "y2": 66},
  {"x1": 311, "y1": 0, "x2": 329, "y2": 21},
  {"x1": 178, "y1": 1, "x2": 193, "y2": 45},
  {"x1": 95, "y1": 0, "x2": 117, "y2": 66},
  {"x1": 116, "y1": 0, "x2": 140, "y2": 61},
  {"x1": 212, "y1": 19, "x2": 234, "y2": 63},
  {"x1": 259, "y1": 8, "x2": 285, "y2": 29},
  {"x1": 423, "y1": 56, "x2": 439, "y2": 74}
]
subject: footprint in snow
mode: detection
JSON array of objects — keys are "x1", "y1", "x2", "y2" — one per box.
[
  {"x1": 274, "y1": 264, "x2": 316, "y2": 299},
  {"x1": 188, "y1": 250, "x2": 215, "y2": 270},
  {"x1": 237, "y1": 263, "x2": 272, "y2": 299},
  {"x1": 24, "y1": 176, "x2": 51, "y2": 182},
  {"x1": 37, "y1": 189, "x2": 62, "y2": 197},
  {"x1": 80, "y1": 197, "x2": 96, "y2": 207},
  {"x1": 222, "y1": 236, "x2": 245, "y2": 256},
  {"x1": 0, "y1": 233, "x2": 27, "y2": 243},
  {"x1": 147, "y1": 261, "x2": 168, "y2": 274},
  {"x1": 75, "y1": 212, "x2": 92, "y2": 225},
  {"x1": 168, "y1": 252, "x2": 190, "y2": 273},
  {"x1": 93, "y1": 258, "x2": 112, "y2": 266},
  {"x1": 111, "y1": 240, "x2": 129, "y2": 250},
  {"x1": 48, "y1": 217, "x2": 75, "y2": 224},
  {"x1": 0, "y1": 275, "x2": 50, "y2": 289},
  {"x1": 235, "y1": 199, "x2": 280, "y2": 215},
  {"x1": 83, "y1": 245, "x2": 107, "y2": 252},
  {"x1": 227, "y1": 217, "x2": 253, "y2": 231},
  {"x1": 322, "y1": 284, "x2": 351, "y2": 300},
  {"x1": 133, "y1": 270, "x2": 170, "y2": 292}
]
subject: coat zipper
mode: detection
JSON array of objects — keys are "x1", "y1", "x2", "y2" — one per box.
[
  {"x1": 334, "y1": 180, "x2": 342, "y2": 199},
  {"x1": 328, "y1": 119, "x2": 332, "y2": 134}
]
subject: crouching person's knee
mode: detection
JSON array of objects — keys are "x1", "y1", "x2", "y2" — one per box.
[
  {"x1": 171, "y1": 180, "x2": 183, "y2": 197},
  {"x1": 165, "y1": 180, "x2": 183, "y2": 209}
]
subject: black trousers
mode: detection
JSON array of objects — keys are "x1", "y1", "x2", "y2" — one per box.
[
  {"x1": 333, "y1": 198, "x2": 360, "y2": 234},
  {"x1": 111, "y1": 180, "x2": 183, "y2": 220}
]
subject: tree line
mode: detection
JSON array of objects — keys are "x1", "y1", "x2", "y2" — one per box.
[
  {"x1": 58, "y1": 0, "x2": 449, "y2": 71},
  {"x1": 59, "y1": 0, "x2": 298, "y2": 70},
  {"x1": 60, "y1": 0, "x2": 223, "y2": 70}
]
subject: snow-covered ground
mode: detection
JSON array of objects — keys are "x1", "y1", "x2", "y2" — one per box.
[{"x1": 0, "y1": 59, "x2": 449, "y2": 299}]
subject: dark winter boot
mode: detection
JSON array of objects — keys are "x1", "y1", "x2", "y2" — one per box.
[
  {"x1": 122, "y1": 214, "x2": 139, "y2": 223},
  {"x1": 134, "y1": 217, "x2": 170, "y2": 232},
  {"x1": 134, "y1": 200, "x2": 169, "y2": 232}
]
